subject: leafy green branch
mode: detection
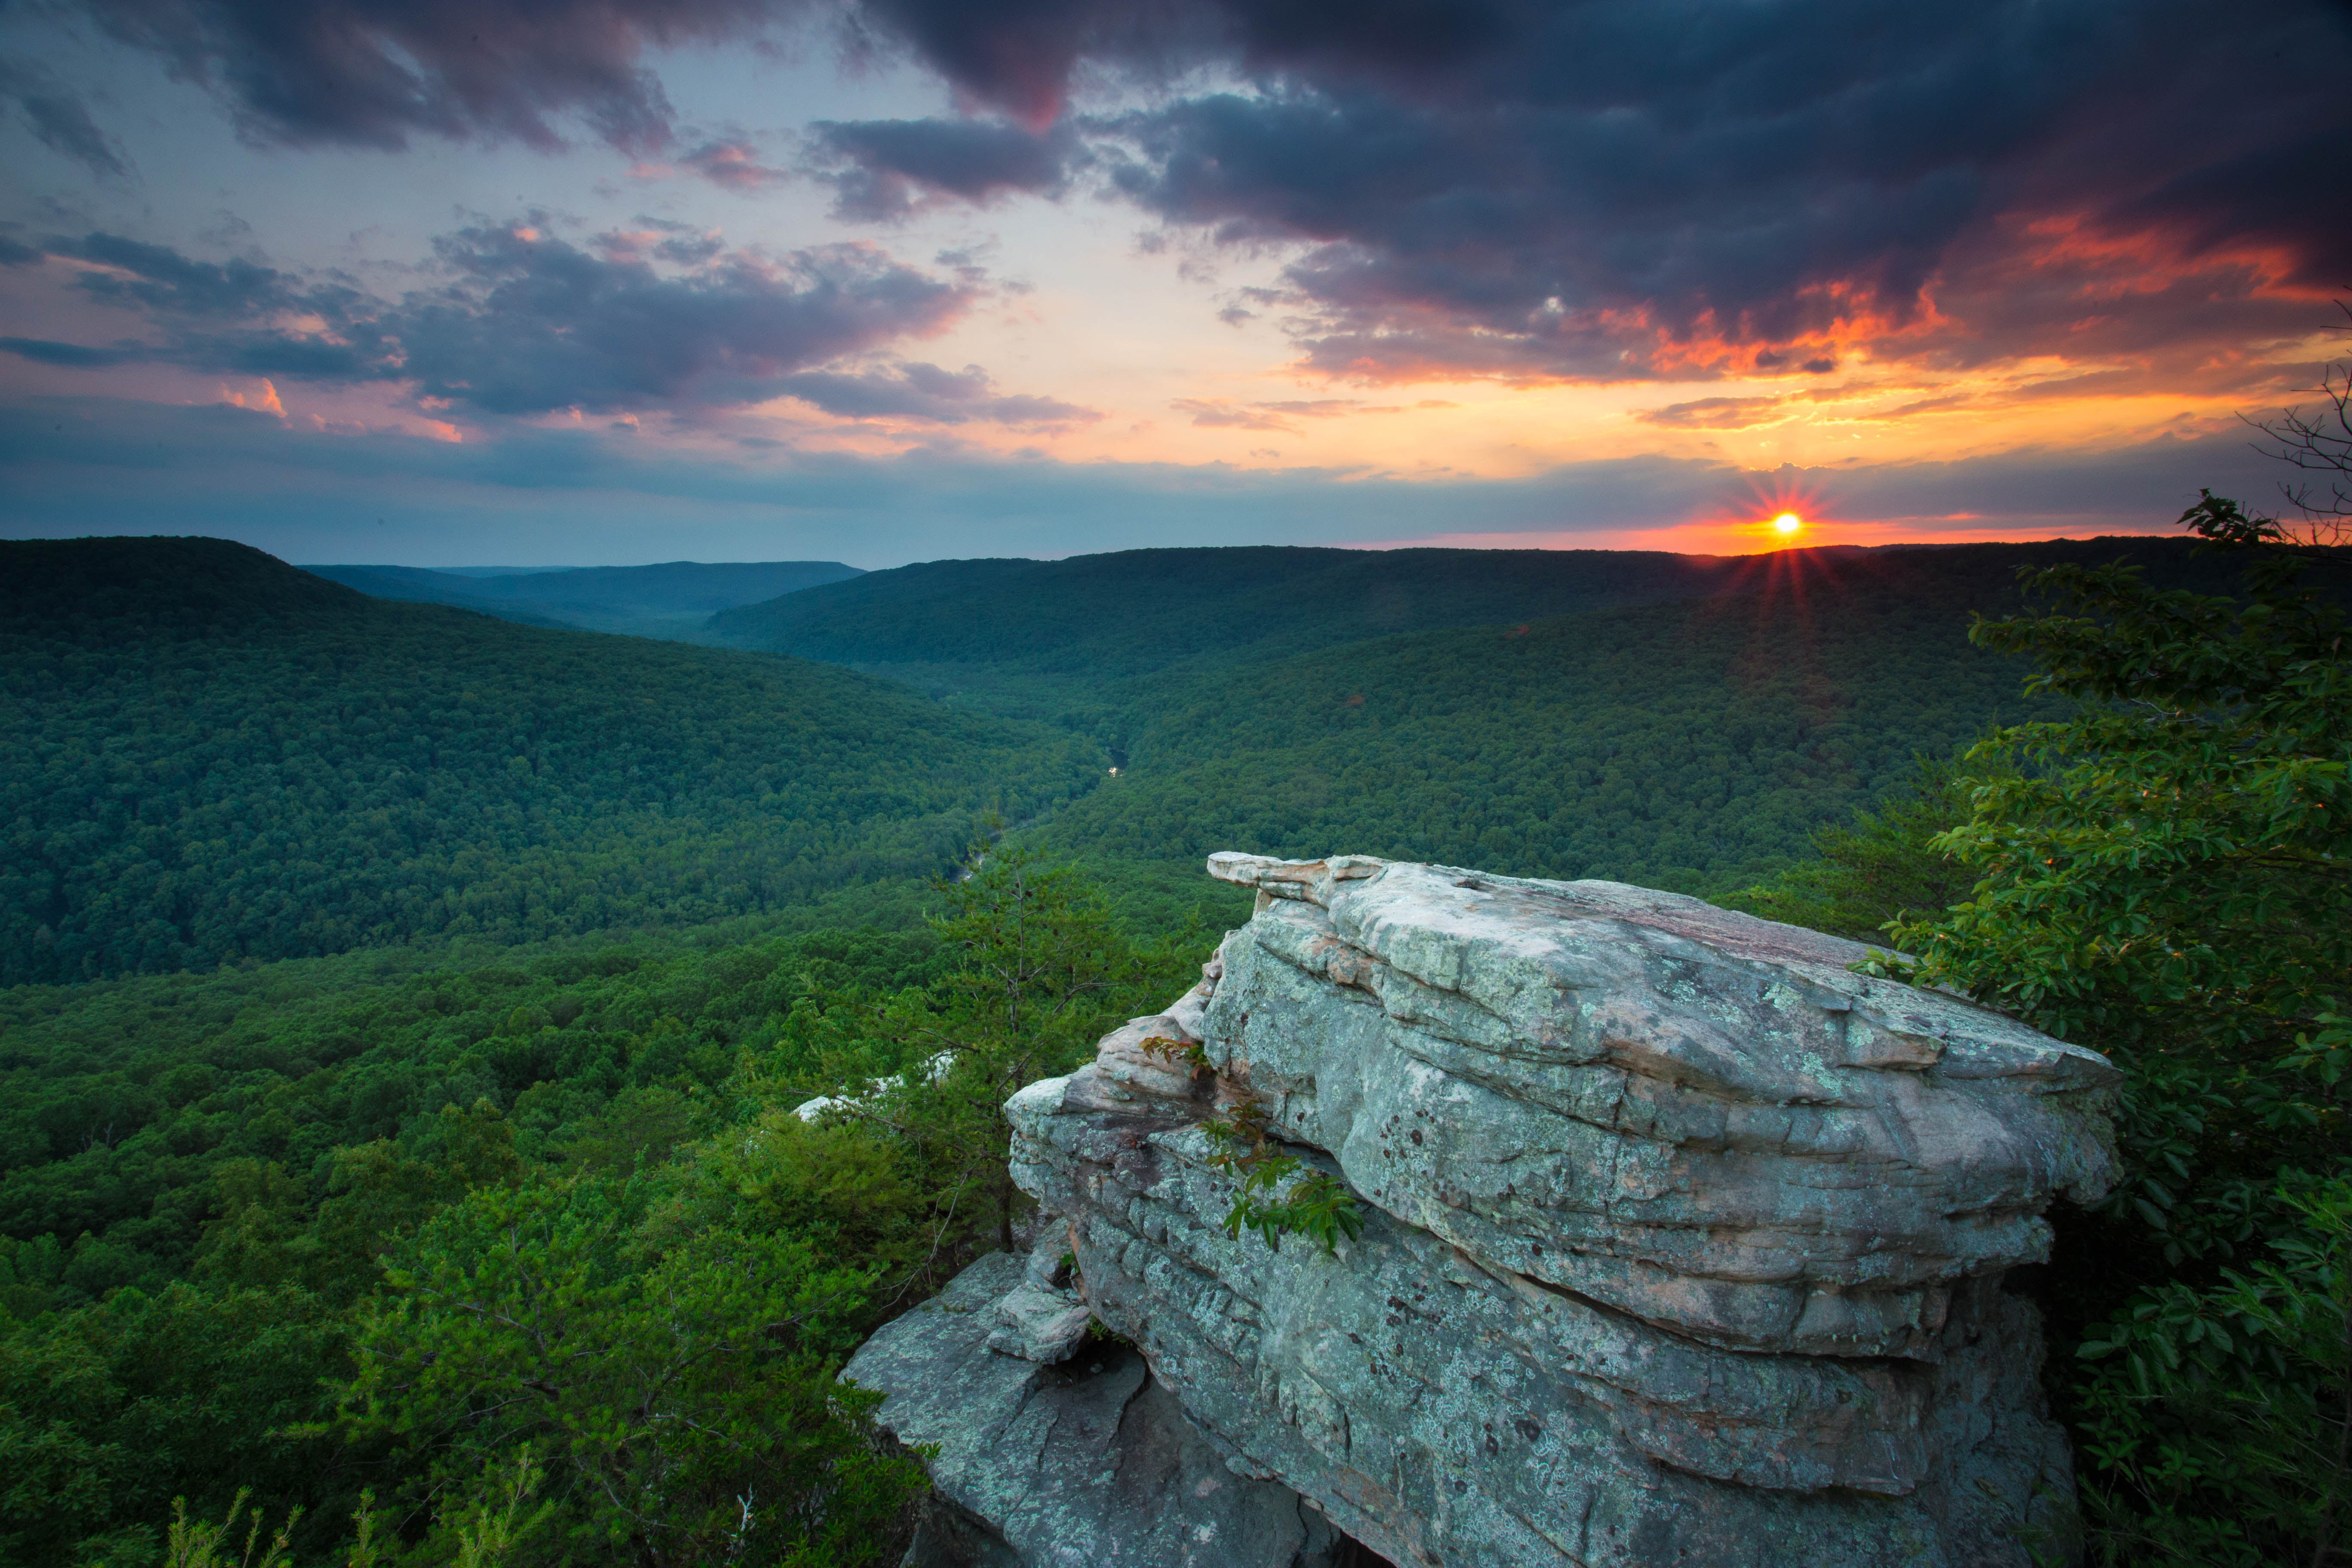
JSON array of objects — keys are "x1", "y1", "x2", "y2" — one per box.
[{"x1": 1200, "y1": 1101, "x2": 1362, "y2": 1256}]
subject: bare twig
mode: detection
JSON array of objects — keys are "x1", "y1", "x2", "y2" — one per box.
[{"x1": 2245, "y1": 299, "x2": 2352, "y2": 544}]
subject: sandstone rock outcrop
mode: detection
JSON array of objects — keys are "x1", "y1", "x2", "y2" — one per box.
[
  {"x1": 843, "y1": 1250, "x2": 1352, "y2": 1567},
  {"x1": 863, "y1": 854, "x2": 2122, "y2": 1567}
]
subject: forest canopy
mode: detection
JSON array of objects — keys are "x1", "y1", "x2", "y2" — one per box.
[
  {"x1": 0, "y1": 539, "x2": 1103, "y2": 986},
  {"x1": 4, "y1": 522, "x2": 2342, "y2": 1565}
]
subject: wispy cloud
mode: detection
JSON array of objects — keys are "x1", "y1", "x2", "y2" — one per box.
[
  {"x1": 678, "y1": 137, "x2": 793, "y2": 193},
  {"x1": 1635, "y1": 395, "x2": 1788, "y2": 430},
  {"x1": 0, "y1": 59, "x2": 132, "y2": 178},
  {"x1": 782, "y1": 361, "x2": 1100, "y2": 427},
  {"x1": 3, "y1": 394, "x2": 2291, "y2": 566}
]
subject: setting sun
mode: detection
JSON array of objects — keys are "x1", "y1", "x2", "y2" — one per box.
[{"x1": 1772, "y1": 512, "x2": 1804, "y2": 536}]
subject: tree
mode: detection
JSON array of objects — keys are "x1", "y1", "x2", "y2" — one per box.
[
  {"x1": 919, "y1": 845, "x2": 1156, "y2": 1253},
  {"x1": 2248, "y1": 301, "x2": 2352, "y2": 542},
  {"x1": 337, "y1": 1171, "x2": 921, "y2": 1567},
  {"x1": 1886, "y1": 494, "x2": 2349, "y2": 1566},
  {"x1": 740, "y1": 842, "x2": 1188, "y2": 1306},
  {"x1": 1724, "y1": 756, "x2": 1991, "y2": 943},
  {"x1": 0, "y1": 1282, "x2": 356, "y2": 1568}
]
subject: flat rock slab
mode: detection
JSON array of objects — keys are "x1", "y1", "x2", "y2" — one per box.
[{"x1": 844, "y1": 1251, "x2": 1351, "y2": 1568}]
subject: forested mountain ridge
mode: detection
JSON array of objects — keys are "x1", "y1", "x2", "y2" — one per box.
[
  {"x1": 6, "y1": 534, "x2": 372, "y2": 628},
  {"x1": 303, "y1": 558, "x2": 863, "y2": 639},
  {"x1": 8, "y1": 534, "x2": 2254, "y2": 989},
  {"x1": 702, "y1": 544, "x2": 1751, "y2": 674},
  {"x1": 1032, "y1": 542, "x2": 2095, "y2": 896},
  {"x1": 0, "y1": 539, "x2": 1103, "y2": 986},
  {"x1": 700, "y1": 535, "x2": 2236, "y2": 682}
]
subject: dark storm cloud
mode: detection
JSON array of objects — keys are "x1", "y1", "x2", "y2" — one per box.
[
  {"x1": 64, "y1": 0, "x2": 1503, "y2": 151},
  {"x1": 1100, "y1": 1, "x2": 2351, "y2": 380},
  {"x1": 867, "y1": 0, "x2": 2347, "y2": 382},
  {"x1": 806, "y1": 117, "x2": 1079, "y2": 220},
  {"x1": 848, "y1": 0, "x2": 1509, "y2": 127},
  {"x1": 8, "y1": 224, "x2": 977, "y2": 416},
  {"x1": 0, "y1": 60, "x2": 132, "y2": 177},
  {"x1": 780, "y1": 361, "x2": 1099, "y2": 426},
  {"x1": 50, "y1": 0, "x2": 2352, "y2": 383},
  {"x1": 73, "y1": 0, "x2": 781, "y2": 153}
]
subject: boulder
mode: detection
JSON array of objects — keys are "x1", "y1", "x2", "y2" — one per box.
[
  {"x1": 1001, "y1": 855, "x2": 2121, "y2": 1567},
  {"x1": 844, "y1": 1249, "x2": 1353, "y2": 1568}
]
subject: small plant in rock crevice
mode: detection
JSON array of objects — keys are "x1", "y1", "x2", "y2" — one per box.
[
  {"x1": 1081, "y1": 1315, "x2": 1137, "y2": 1351},
  {"x1": 1201, "y1": 1101, "x2": 1363, "y2": 1255},
  {"x1": 1137, "y1": 1034, "x2": 1211, "y2": 1072}
]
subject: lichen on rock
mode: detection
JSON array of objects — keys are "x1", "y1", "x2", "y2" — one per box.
[{"x1": 842, "y1": 1248, "x2": 1351, "y2": 1568}]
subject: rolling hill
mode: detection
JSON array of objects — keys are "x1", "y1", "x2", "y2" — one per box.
[
  {"x1": 703, "y1": 536, "x2": 2244, "y2": 906},
  {"x1": 7, "y1": 532, "x2": 2251, "y2": 987},
  {"x1": 0, "y1": 539, "x2": 1097, "y2": 986},
  {"x1": 705, "y1": 536, "x2": 2235, "y2": 678},
  {"x1": 701, "y1": 544, "x2": 1751, "y2": 676},
  {"x1": 1032, "y1": 543, "x2": 2088, "y2": 895}
]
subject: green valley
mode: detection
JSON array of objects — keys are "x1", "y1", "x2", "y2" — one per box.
[
  {"x1": 3, "y1": 522, "x2": 2339, "y2": 1568},
  {"x1": 2, "y1": 539, "x2": 1101, "y2": 987}
]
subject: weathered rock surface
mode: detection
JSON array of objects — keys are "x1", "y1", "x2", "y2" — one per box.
[
  {"x1": 845, "y1": 1250, "x2": 1351, "y2": 1568},
  {"x1": 999, "y1": 855, "x2": 2122, "y2": 1567},
  {"x1": 983, "y1": 1237, "x2": 1094, "y2": 1364}
]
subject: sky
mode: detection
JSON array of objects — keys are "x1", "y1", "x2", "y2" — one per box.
[{"x1": 1, "y1": 0, "x2": 2347, "y2": 567}]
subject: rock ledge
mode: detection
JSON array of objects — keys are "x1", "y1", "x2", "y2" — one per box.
[{"x1": 864, "y1": 855, "x2": 2121, "y2": 1567}]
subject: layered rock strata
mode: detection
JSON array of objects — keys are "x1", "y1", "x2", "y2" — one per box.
[{"x1": 1003, "y1": 855, "x2": 2122, "y2": 1567}]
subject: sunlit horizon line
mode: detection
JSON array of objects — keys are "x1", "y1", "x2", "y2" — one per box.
[
  {"x1": 958, "y1": 518, "x2": 2186, "y2": 567},
  {"x1": 350, "y1": 523, "x2": 2181, "y2": 570},
  {"x1": 1335, "y1": 518, "x2": 2186, "y2": 559}
]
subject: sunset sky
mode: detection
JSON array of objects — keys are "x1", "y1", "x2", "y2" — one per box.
[{"x1": 2, "y1": 0, "x2": 2346, "y2": 566}]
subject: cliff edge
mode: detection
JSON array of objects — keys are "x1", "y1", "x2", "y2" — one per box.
[{"x1": 848, "y1": 854, "x2": 2121, "y2": 1567}]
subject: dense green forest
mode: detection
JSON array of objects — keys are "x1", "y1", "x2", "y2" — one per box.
[
  {"x1": 1032, "y1": 545, "x2": 2095, "y2": 890},
  {"x1": 707, "y1": 537, "x2": 2237, "y2": 900},
  {"x1": 2, "y1": 521, "x2": 2340, "y2": 1565},
  {"x1": 0, "y1": 850, "x2": 1197, "y2": 1565},
  {"x1": 0, "y1": 539, "x2": 1102, "y2": 986},
  {"x1": 0, "y1": 924, "x2": 947, "y2": 1301},
  {"x1": 10, "y1": 536, "x2": 2189, "y2": 991},
  {"x1": 703, "y1": 535, "x2": 2227, "y2": 681},
  {"x1": 702, "y1": 543, "x2": 1750, "y2": 676}
]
